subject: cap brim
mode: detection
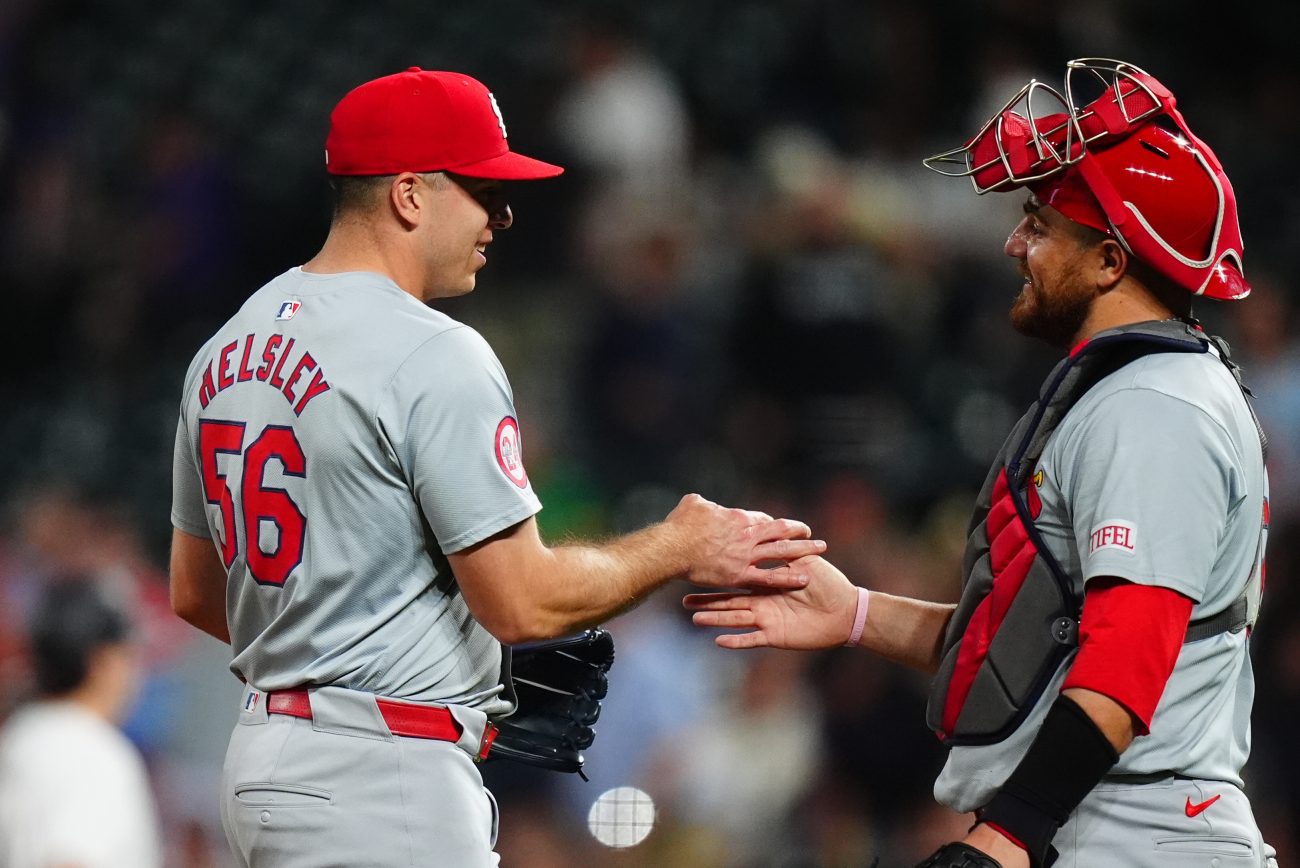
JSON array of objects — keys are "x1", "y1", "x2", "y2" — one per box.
[{"x1": 451, "y1": 150, "x2": 564, "y2": 180}]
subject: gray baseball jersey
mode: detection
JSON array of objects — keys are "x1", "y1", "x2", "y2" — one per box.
[
  {"x1": 936, "y1": 346, "x2": 1266, "y2": 812},
  {"x1": 171, "y1": 267, "x2": 540, "y2": 715}
]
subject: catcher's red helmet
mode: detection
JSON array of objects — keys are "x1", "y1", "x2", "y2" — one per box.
[{"x1": 924, "y1": 59, "x2": 1248, "y2": 300}]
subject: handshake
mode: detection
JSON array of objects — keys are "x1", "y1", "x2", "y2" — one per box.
[
  {"x1": 493, "y1": 492, "x2": 864, "y2": 776},
  {"x1": 664, "y1": 492, "x2": 866, "y2": 654}
]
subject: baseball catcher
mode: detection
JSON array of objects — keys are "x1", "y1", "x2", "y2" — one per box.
[{"x1": 689, "y1": 58, "x2": 1276, "y2": 868}]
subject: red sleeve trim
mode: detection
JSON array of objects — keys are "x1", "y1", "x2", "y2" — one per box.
[
  {"x1": 1061, "y1": 579, "x2": 1194, "y2": 734},
  {"x1": 982, "y1": 821, "x2": 1029, "y2": 853}
]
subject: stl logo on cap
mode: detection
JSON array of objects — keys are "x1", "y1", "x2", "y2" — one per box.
[
  {"x1": 495, "y1": 416, "x2": 528, "y2": 488},
  {"x1": 488, "y1": 93, "x2": 508, "y2": 139}
]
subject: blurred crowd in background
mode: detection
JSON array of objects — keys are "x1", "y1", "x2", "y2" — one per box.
[{"x1": 2, "y1": 0, "x2": 1300, "y2": 865}]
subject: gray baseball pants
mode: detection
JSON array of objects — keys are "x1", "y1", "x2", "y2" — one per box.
[
  {"x1": 221, "y1": 684, "x2": 500, "y2": 868},
  {"x1": 1053, "y1": 774, "x2": 1277, "y2": 866}
]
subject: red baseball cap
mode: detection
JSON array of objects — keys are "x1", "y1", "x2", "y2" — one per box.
[{"x1": 325, "y1": 67, "x2": 564, "y2": 180}]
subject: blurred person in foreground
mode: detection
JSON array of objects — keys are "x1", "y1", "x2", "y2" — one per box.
[
  {"x1": 0, "y1": 580, "x2": 161, "y2": 867},
  {"x1": 689, "y1": 59, "x2": 1276, "y2": 868},
  {"x1": 167, "y1": 67, "x2": 821, "y2": 867}
]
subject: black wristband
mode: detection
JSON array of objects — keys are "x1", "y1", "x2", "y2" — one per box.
[{"x1": 980, "y1": 694, "x2": 1119, "y2": 868}]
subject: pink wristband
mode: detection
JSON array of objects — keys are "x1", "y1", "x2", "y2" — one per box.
[{"x1": 844, "y1": 587, "x2": 870, "y2": 647}]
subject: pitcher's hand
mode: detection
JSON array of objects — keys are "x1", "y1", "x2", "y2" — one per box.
[{"x1": 666, "y1": 494, "x2": 825, "y2": 590}]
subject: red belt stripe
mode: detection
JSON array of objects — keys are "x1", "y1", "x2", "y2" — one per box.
[{"x1": 266, "y1": 689, "x2": 498, "y2": 760}]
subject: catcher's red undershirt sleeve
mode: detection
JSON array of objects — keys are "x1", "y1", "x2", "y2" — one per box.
[{"x1": 1061, "y1": 578, "x2": 1194, "y2": 733}]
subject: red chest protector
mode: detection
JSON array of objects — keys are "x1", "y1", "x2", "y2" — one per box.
[{"x1": 926, "y1": 319, "x2": 1264, "y2": 745}]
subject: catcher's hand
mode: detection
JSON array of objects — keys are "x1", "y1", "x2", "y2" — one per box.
[
  {"x1": 684, "y1": 555, "x2": 858, "y2": 650},
  {"x1": 490, "y1": 628, "x2": 615, "y2": 775}
]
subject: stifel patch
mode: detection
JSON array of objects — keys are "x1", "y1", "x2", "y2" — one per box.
[{"x1": 1090, "y1": 519, "x2": 1137, "y2": 555}]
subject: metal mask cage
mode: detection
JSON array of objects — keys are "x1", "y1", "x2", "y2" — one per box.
[
  {"x1": 923, "y1": 58, "x2": 1169, "y2": 194},
  {"x1": 925, "y1": 56, "x2": 1249, "y2": 300},
  {"x1": 922, "y1": 79, "x2": 1082, "y2": 193},
  {"x1": 1065, "y1": 58, "x2": 1167, "y2": 137}
]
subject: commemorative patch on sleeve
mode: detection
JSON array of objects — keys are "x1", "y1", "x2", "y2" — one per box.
[
  {"x1": 1089, "y1": 519, "x2": 1137, "y2": 555},
  {"x1": 495, "y1": 416, "x2": 529, "y2": 488}
]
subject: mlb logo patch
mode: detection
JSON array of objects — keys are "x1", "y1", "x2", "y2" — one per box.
[
  {"x1": 276, "y1": 300, "x2": 302, "y2": 321},
  {"x1": 244, "y1": 690, "x2": 261, "y2": 713}
]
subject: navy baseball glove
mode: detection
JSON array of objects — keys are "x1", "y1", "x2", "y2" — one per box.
[{"x1": 491, "y1": 628, "x2": 615, "y2": 776}]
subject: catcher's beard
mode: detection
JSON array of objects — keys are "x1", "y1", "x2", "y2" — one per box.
[{"x1": 1010, "y1": 271, "x2": 1096, "y2": 349}]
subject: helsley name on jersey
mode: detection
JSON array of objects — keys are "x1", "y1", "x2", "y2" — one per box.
[{"x1": 197, "y1": 332, "x2": 331, "y2": 415}]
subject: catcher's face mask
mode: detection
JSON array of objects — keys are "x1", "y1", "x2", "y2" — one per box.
[{"x1": 924, "y1": 58, "x2": 1249, "y2": 301}]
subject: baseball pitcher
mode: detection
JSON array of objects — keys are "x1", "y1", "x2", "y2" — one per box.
[{"x1": 169, "y1": 67, "x2": 824, "y2": 867}]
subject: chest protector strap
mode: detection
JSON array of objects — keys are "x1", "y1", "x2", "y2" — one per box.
[{"x1": 926, "y1": 320, "x2": 1266, "y2": 746}]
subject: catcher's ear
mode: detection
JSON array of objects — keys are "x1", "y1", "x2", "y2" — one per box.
[{"x1": 1095, "y1": 236, "x2": 1128, "y2": 292}]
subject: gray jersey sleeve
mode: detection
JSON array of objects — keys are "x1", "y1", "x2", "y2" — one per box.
[
  {"x1": 170, "y1": 401, "x2": 213, "y2": 539},
  {"x1": 1059, "y1": 386, "x2": 1243, "y2": 602},
  {"x1": 377, "y1": 325, "x2": 541, "y2": 554}
]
